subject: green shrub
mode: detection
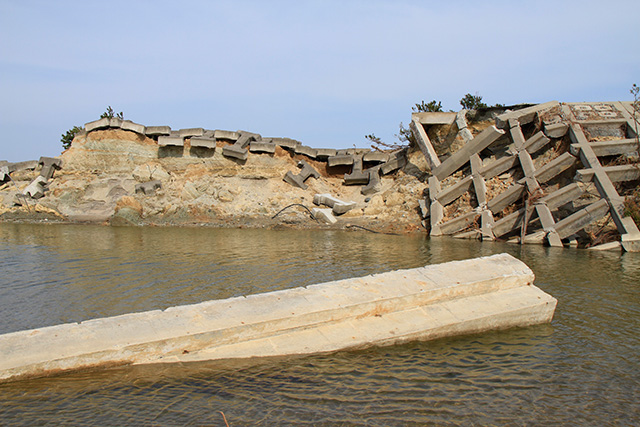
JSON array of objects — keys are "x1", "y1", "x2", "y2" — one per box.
[
  {"x1": 61, "y1": 125, "x2": 83, "y2": 150},
  {"x1": 460, "y1": 93, "x2": 487, "y2": 110}
]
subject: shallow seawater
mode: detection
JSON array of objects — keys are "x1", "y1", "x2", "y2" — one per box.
[{"x1": 0, "y1": 223, "x2": 638, "y2": 426}]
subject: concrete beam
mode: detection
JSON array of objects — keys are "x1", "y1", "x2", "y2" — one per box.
[
  {"x1": 436, "y1": 175, "x2": 473, "y2": 206},
  {"x1": 38, "y1": 157, "x2": 62, "y2": 180},
  {"x1": 544, "y1": 122, "x2": 569, "y2": 139},
  {"x1": 272, "y1": 137, "x2": 300, "y2": 150},
  {"x1": 570, "y1": 139, "x2": 639, "y2": 158},
  {"x1": 380, "y1": 150, "x2": 408, "y2": 175},
  {"x1": 411, "y1": 111, "x2": 457, "y2": 125},
  {"x1": 0, "y1": 254, "x2": 555, "y2": 384},
  {"x1": 294, "y1": 145, "x2": 318, "y2": 159},
  {"x1": 532, "y1": 152, "x2": 576, "y2": 183},
  {"x1": 575, "y1": 164, "x2": 640, "y2": 183},
  {"x1": 363, "y1": 151, "x2": 389, "y2": 163},
  {"x1": 437, "y1": 211, "x2": 480, "y2": 235},
  {"x1": 327, "y1": 155, "x2": 354, "y2": 167},
  {"x1": 23, "y1": 176, "x2": 48, "y2": 199},
  {"x1": 488, "y1": 183, "x2": 526, "y2": 214},
  {"x1": 316, "y1": 148, "x2": 338, "y2": 159},
  {"x1": 222, "y1": 144, "x2": 248, "y2": 161},
  {"x1": 361, "y1": 167, "x2": 382, "y2": 195},
  {"x1": 344, "y1": 156, "x2": 369, "y2": 185},
  {"x1": 432, "y1": 126, "x2": 505, "y2": 181},
  {"x1": 312, "y1": 208, "x2": 337, "y2": 224},
  {"x1": 85, "y1": 118, "x2": 110, "y2": 132},
  {"x1": 410, "y1": 119, "x2": 441, "y2": 170},
  {"x1": 553, "y1": 199, "x2": 610, "y2": 240},
  {"x1": 495, "y1": 101, "x2": 560, "y2": 129}
]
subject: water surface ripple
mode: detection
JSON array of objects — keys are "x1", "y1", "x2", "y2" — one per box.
[{"x1": 0, "y1": 223, "x2": 638, "y2": 426}]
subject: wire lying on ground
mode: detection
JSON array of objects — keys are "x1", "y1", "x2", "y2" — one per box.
[{"x1": 271, "y1": 203, "x2": 318, "y2": 222}]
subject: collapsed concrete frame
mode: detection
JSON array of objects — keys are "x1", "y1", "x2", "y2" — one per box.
[{"x1": 411, "y1": 101, "x2": 640, "y2": 252}]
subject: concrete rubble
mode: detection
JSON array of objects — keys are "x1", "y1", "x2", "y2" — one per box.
[{"x1": 0, "y1": 253, "x2": 556, "y2": 383}]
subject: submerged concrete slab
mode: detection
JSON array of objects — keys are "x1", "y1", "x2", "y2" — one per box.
[{"x1": 0, "y1": 254, "x2": 555, "y2": 383}]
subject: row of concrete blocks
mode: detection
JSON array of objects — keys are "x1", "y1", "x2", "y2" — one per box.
[{"x1": 83, "y1": 118, "x2": 409, "y2": 190}]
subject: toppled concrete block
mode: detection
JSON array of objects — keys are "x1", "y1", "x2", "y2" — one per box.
[
  {"x1": 283, "y1": 160, "x2": 321, "y2": 189},
  {"x1": 237, "y1": 131, "x2": 261, "y2": 146},
  {"x1": 85, "y1": 118, "x2": 110, "y2": 132},
  {"x1": 380, "y1": 150, "x2": 408, "y2": 175},
  {"x1": 23, "y1": 176, "x2": 48, "y2": 199},
  {"x1": 361, "y1": 167, "x2": 382, "y2": 195},
  {"x1": 455, "y1": 110, "x2": 469, "y2": 130},
  {"x1": 0, "y1": 166, "x2": 8, "y2": 182},
  {"x1": 412, "y1": 111, "x2": 457, "y2": 125},
  {"x1": 135, "y1": 180, "x2": 162, "y2": 195},
  {"x1": 312, "y1": 207, "x2": 337, "y2": 224},
  {"x1": 190, "y1": 137, "x2": 216, "y2": 149},
  {"x1": 38, "y1": 157, "x2": 62, "y2": 179},
  {"x1": 214, "y1": 130, "x2": 240, "y2": 141},
  {"x1": 158, "y1": 136, "x2": 184, "y2": 147},
  {"x1": 222, "y1": 144, "x2": 248, "y2": 161},
  {"x1": 145, "y1": 126, "x2": 172, "y2": 136},
  {"x1": 328, "y1": 155, "x2": 354, "y2": 167},
  {"x1": 120, "y1": 120, "x2": 146, "y2": 135},
  {"x1": 294, "y1": 145, "x2": 318, "y2": 159},
  {"x1": 109, "y1": 118, "x2": 123, "y2": 128},
  {"x1": 179, "y1": 128, "x2": 204, "y2": 138},
  {"x1": 313, "y1": 193, "x2": 356, "y2": 215},
  {"x1": 249, "y1": 140, "x2": 276, "y2": 154},
  {"x1": 344, "y1": 156, "x2": 369, "y2": 185}
]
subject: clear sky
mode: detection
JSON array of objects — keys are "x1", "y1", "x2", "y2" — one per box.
[{"x1": 1, "y1": 0, "x2": 639, "y2": 162}]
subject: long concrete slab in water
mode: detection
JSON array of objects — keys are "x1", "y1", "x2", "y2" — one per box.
[{"x1": 0, "y1": 254, "x2": 556, "y2": 383}]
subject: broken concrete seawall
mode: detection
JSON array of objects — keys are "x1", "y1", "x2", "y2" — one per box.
[
  {"x1": 1, "y1": 99, "x2": 638, "y2": 249},
  {"x1": 0, "y1": 253, "x2": 556, "y2": 383}
]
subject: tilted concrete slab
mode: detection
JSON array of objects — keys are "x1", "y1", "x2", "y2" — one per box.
[
  {"x1": 158, "y1": 136, "x2": 184, "y2": 147},
  {"x1": 249, "y1": 141, "x2": 277, "y2": 154},
  {"x1": 179, "y1": 128, "x2": 205, "y2": 138},
  {"x1": 0, "y1": 254, "x2": 556, "y2": 383},
  {"x1": 214, "y1": 130, "x2": 240, "y2": 141},
  {"x1": 120, "y1": 120, "x2": 146, "y2": 135},
  {"x1": 313, "y1": 193, "x2": 356, "y2": 215},
  {"x1": 495, "y1": 101, "x2": 560, "y2": 129}
]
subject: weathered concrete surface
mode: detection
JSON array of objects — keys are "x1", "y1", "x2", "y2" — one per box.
[{"x1": 0, "y1": 254, "x2": 555, "y2": 383}]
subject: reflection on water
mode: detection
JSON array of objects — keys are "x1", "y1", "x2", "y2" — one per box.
[{"x1": 0, "y1": 223, "x2": 639, "y2": 426}]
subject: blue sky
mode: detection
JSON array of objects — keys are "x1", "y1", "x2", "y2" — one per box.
[{"x1": 1, "y1": 0, "x2": 639, "y2": 161}]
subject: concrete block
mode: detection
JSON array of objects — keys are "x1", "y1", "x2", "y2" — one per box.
[
  {"x1": 436, "y1": 176, "x2": 474, "y2": 206},
  {"x1": 272, "y1": 137, "x2": 300, "y2": 150},
  {"x1": 7, "y1": 160, "x2": 39, "y2": 173},
  {"x1": 363, "y1": 151, "x2": 389, "y2": 163},
  {"x1": 313, "y1": 193, "x2": 356, "y2": 215},
  {"x1": 145, "y1": 126, "x2": 171, "y2": 136},
  {"x1": 135, "y1": 180, "x2": 162, "y2": 195},
  {"x1": 214, "y1": 130, "x2": 240, "y2": 141},
  {"x1": 109, "y1": 118, "x2": 123, "y2": 128},
  {"x1": 380, "y1": 150, "x2": 408, "y2": 175},
  {"x1": 38, "y1": 157, "x2": 62, "y2": 179},
  {"x1": 190, "y1": 137, "x2": 216, "y2": 149},
  {"x1": 328, "y1": 155, "x2": 354, "y2": 167},
  {"x1": 438, "y1": 211, "x2": 480, "y2": 235},
  {"x1": 236, "y1": 131, "x2": 262, "y2": 147},
  {"x1": 344, "y1": 155, "x2": 369, "y2": 185},
  {"x1": 455, "y1": 110, "x2": 469, "y2": 130},
  {"x1": 158, "y1": 136, "x2": 184, "y2": 147},
  {"x1": 554, "y1": 198, "x2": 610, "y2": 240},
  {"x1": 312, "y1": 208, "x2": 337, "y2": 224},
  {"x1": 524, "y1": 131, "x2": 551, "y2": 154},
  {"x1": 179, "y1": 128, "x2": 204, "y2": 138},
  {"x1": 361, "y1": 167, "x2": 382, "y2": 195},
  {"x1": 85, "y1": 117, "x2": 110, "y2": 132},
  {"x1": 588, "y1": 241, "x2": 622, "y2": 251},
  {"x1": 222, "y1": 144, "x2": 248, "y2": 161},
  {"x1": 544, "y1": 122, "x2": 569, "y2": 138},
  {"x1": 249, "y1": 141, "x2": 277, "y2": 154},
  {"x1": 533, "y1": 152, "x2": 576, "y2": 183},
  {"x1": 316, "y1": 148, "x2": 337, "y2": 159},
  {"x1": 283, "y1": 160, "x2": 321, "y2": 189},
  {"x1": 294, "y1": 145, "x2": 318, "y2": 159},
  {"x1": 23, "y1": 176, "x2": 48, "y2": 199},
  {"x1": 120, "y1": 120, "x2": 146, "y2": 135},
  {"x1": 488, "y1": 183, "x2": 526, "y2": 214}
]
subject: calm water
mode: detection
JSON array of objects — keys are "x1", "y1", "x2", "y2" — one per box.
[{"x1": 0, "y1": 223, "x2": 638, "y2": 426}]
